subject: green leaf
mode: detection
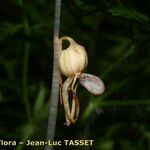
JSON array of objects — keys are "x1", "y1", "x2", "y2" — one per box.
[
  {"x1": 108, "y1": 7, "x2": 149, "y2": 22},
  {"x1": 33, "y1": 85, "x2": 48, "y2": 121},
  {"x1": 99, "y1": 140, "x2": 114, "y2": 150},
  {"x1": 16, "y1": 124, "x2": 34, "y2": 150},
  {"x1": 0, "y1": 23, "x2": 23, "y2": 43}
]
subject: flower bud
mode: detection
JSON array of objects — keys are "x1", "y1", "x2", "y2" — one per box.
[{"x1": 59, "y1": 36, "x2": 88, "y2": 77}]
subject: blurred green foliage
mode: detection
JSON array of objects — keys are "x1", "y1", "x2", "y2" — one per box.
[{"x1": 0, "y1": 0, "x2": 150, "y2": 150}]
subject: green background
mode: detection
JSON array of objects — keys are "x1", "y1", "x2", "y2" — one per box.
[{"x1": 0, "y1": 0, "x2": 150, "y2": 149}]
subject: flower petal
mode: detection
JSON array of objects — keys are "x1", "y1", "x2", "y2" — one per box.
[{"x1": 79, "y1": 73, "x2": 105, "y2": 95}]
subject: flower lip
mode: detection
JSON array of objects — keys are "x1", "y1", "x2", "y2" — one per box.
[{"x1": 79, "y1": 73, "x2": 105, "y2": 95}]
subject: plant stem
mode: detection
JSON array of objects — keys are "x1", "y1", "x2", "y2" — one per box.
[
  {"x1": 19, "y1": 0, "x2": 32, "y2": 124},
  {"x1": 99, "y1": 99, "x2": 150, "y2": 107},
  {"x1": 102, "y1": 44, "x2": 135, "y2": 78},
  {"x1": 82, "y1": 98, "x2": 150, "y2": 122},
  {"x1": 23, "y1": 42, "x2": 31, "y2": 123},
  {"x1": 45, "y1": 0, "x2": 62, "y2": 149}
]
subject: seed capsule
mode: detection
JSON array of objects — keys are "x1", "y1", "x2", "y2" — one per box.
[{"x1": 59, "y1": 36, "x2": 88, "y2": 77}]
